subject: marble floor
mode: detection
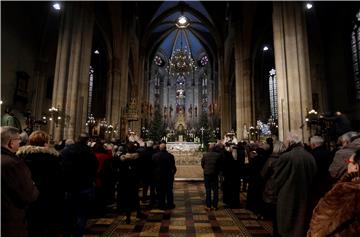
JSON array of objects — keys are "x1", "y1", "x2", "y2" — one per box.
[{"x1": 84, "y1": 181, "x2": 272, "y2": 237}]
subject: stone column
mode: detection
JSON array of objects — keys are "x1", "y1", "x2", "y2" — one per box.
[
  {"x1": 233, "y1": 3, "x2": 255, "y2": 141},
  {"x1": 235, "y1": 56, "x2": 252, "y2": 140},
  {"x1": 32, "y1": 60, "x2": 47, "y2": 119},
  {"x1": 109, "y1": 56, "x2": 122, "y2": 130},
  {"x1": 219, "y1": 54, "x2": 231, "y2": 135},
  {"x1": 273, "y1": 2, "x2": 312, "y2": 142},
  {"x1": 52, "y1": 3, "x2": 94, "y2": 141}
]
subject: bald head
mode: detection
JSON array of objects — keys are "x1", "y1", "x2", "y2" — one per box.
[{"x1": 159, "y1": 143, "x2": 167, "y2": 151}]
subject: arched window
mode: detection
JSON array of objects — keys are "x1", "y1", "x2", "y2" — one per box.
[
  {"x1": 269, "y1": 69, "x2": 278, "y2": 119},
  {"x1": 352, "y1": 10, "x2": 360, "y2": 100},
  {"x1": 88, "y1": 66, "x2": 94, "y2": 116}
]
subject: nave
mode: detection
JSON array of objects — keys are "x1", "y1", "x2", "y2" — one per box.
[{"x1": 84, "y1": 181, "x2": 272, "y2": 237}]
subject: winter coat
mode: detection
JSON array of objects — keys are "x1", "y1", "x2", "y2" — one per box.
[
  {"x1": 152, "y1": 150, "x2": 177, "y2": 180},
  {"x1": 1, "y1": 147, "x2": 39, "y2": 237},
  {"x1": 60, "y1": 142, "x2": 98, "y2": 192},
  {"x1": 201, "y1": 151, "x2": 221, "y2": 176},
  {"x1": 307, "y1": 172, "x2": 360, "y2": 237},
  {"x1": 117, "y1": 152, "x2": 140, "y2": 211},
  {"x1": 329, "y1": 138, "x2": 360, "y2": 180},
  {"x1": 273, "y1": 144, "x2": 317, "y2": 237},
  {"x1": 261, "y1": 154, "x2": 279, "y2": 204},
  {"x1": 16, "y1": 145, "x2": 63, "y2": 236},
  {"x1": 16, "y1": 145, "x2": 63, "y2": 200},
  {"x1": 310, "y1": 145, "x2": 335, "y2": 211},
  {"x1": 94, "y1": 150, "x2": 113, "y2": 187}
]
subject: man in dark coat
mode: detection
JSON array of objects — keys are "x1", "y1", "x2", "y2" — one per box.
[
  {"x1": 139, "y1": 140, "x2": 157, "y2": 205},
  {"x1": 152, "y1": 142, "x2": 177, "y2": 209},
  {"x1": 1, "y1": 126, "x2": 39, "y2": 237},
  {"x1": 60, "y1": 133, "x2": 98, "y2": 237},
  {"x1": 273, "y1": 131, "x2": 317, "y2": 237},
  {"x1": 309, "y1": 136, "x2": 334, "y2": 210},
  {"x1": 201, "y1": 143, "x2": 222, "y2": 210}
]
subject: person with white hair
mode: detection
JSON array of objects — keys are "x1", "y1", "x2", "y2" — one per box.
[
  {"x1": 328, "y1": 131, "x2": 360, "y2": 181},
  {"x1": 309, "y1": 135, "x2": 334, "y2": 218},
  {"x1": 272, "y1": 131, "x2": 317, "y2": 237},
  {"x1": 1, "y1": 126, "x2": 39, "y2": 237}
]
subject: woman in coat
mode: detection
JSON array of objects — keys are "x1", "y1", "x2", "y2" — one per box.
[
  {"x1": 16, "y1": 130, "x2": 63, "y2": 237},
  {"x1": 307, "y1": 149, "x2": 360, "y2": 237}
]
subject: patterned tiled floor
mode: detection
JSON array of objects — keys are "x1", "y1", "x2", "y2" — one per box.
[{"x1": 84, "y1": 181, "x2": 272, "y2": 237}]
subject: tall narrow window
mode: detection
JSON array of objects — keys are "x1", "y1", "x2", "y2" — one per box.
[
  {"x1": 88, "y1": 66, "x2": 94, "y2": 116},
  {"x1": 269, "y1": 69, "x2": 278, "y2": 119},
  {"x1": 352, "y1": 10, "x2": 360, "y2": 100}
]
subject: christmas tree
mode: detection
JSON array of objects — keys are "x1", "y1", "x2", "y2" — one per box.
[{"x1": 148, "y1": 106, "x2": 166, "y2": 143}]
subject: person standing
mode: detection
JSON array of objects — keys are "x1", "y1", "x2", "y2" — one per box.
[
  {"x1": 1, "y1": 126, "x2": 39, "y2": 237},
  {"x1": 272, "y1": 131, "x2": 317, "y2": 237},
  {"x1": 309, "y1": 136, "x2": 334, "y2": 211},
  {"x1": 329, "y1": 131, "x2": 360, "y2": 181},
  {"x1": 201, "y1": 143, "x2": 222, "y2": 211},
  {"x1": 60, "y1": 133, "x2": 98, "y2": 237},
  {"x1": 16, "y1": 130, "x2": 63, "y2": 237},
  {"x1": 307, "y1": 149, "x2": 360, "y2": 237},
  {"x1": 117, "y1": 142, "x2": 144, "y2": 224},
  {"x1": 152, "y1": 142, "x2": 177, "y2": 209}
]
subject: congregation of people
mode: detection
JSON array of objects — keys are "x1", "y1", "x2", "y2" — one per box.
[
  {"x1": 1, "y1": 124, "x2": 360, "y2": 237},
  {"x1": 201, "y1": 130, "x2": 360, "y2": 237}
]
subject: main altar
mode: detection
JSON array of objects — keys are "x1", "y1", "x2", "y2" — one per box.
[{"x1": 167, "y1": 142, "x2": 203, "y2": 181}]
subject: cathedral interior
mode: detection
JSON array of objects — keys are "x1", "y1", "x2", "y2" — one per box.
[{"x1": 1, "y1": 1, "x2": 360, "y2": 143}]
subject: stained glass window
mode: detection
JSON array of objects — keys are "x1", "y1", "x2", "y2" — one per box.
[
  {"x1": 269, "y1": 69, "x2": 278, "y2": 119},
  {"x1": 88, "y1": 66, "x2": 94, "y2": 117},
  {"x1": 352, "y1": 11, "x2": 360, "y2": 100},
  {"x1": 154, "y1": 55, "x2": 163, "y2": 66},
  {"x1": 200, "y1": 55, "x2": 208, "y2": 66}
]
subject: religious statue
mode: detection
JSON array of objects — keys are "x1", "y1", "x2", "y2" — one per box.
[
  {"x1": 243, "y1": 123, "x2": 249, "y2": 140},
  {"x1": 1, "y1": 107, "x2": 22, "y2": 131},
  {"x1": 188, "y1": 104, "x2": 193, "y2": 117},
  {"x1": 175, "y1": 107, "x2": 186, "y2": 132},
  {"x1": 164, "y1": 106, "x2": 167, "y2": 119},
  {"x1": 169, "y1": 105, "x2": 173, "y2": 117},
  {"x1": 149, "y1": 104, "x2": 153, "y2": 117}
]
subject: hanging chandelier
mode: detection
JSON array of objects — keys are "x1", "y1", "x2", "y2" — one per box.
[{"x1": 167, "y1": 48, "x2": 197, "y2": 76}]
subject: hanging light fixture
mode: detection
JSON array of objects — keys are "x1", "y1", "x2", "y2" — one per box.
[
  {"x1": 166, "y1": 17, "x2": 197, "y2": 76},
  {"x1": 167, "y1": 47, "x2": 197, "y2": 76}
]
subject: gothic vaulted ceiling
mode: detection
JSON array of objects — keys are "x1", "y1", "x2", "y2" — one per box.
[{"x1": 144, "y1": 1, "x2": 219, "y2": 63}]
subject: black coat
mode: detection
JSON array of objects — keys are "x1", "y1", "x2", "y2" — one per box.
[
  {"x1": 310, "y1": 145, "x2": 335, "y2": 207},
  {"x1": 1, "y1": 147, "x2": 39, "y2": 237},
  {"x1": 60, "y1": 142, "x2": 98, "y2": 192},
  {"x1": 16, "y1": 145, "x2": 63, "y2": 236},
  {"x1": 152, "y1": 150, "x2": 177, "y2": 180},
  {"x1": 17, "y1": 145, "x2": 62, "y2": 199},
  {"x1": 117, "y1": 152, "x2": 140, "y2": 211},
  {"x1": 273, "y1": 144, "x2": 317, "y2": 237}
]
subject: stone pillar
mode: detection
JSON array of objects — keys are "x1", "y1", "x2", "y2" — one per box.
[
  {"x1": 32, "y1": 60, "x2": 47, "y2": 119},
  {"x1": 273, "y1": 2, "x2": 312, "y2": 142},
  {"x1": 52, "y1": 3, "x2": 94, "y2": 141},
  {"x1": 235, "y1": 56, "x2": 252, "y2": 140},
  {"x1": 110, "y1": 56, "x2": 122, "y2": 131},
  {"x1": 219, "y1": 54, "x2": 231, "y2": 135}
]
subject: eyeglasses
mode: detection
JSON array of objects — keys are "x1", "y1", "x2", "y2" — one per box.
[{"x1": 345, "y1": 159, "x2": 355, "y2": 164}]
